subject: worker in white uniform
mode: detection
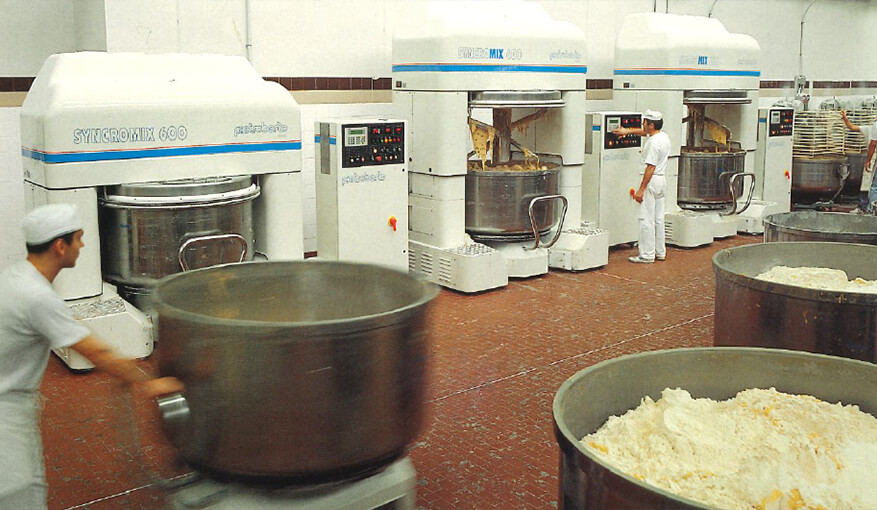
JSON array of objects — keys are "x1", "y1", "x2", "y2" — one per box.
[
  {"x1": 613, "y1": 110, "x2": 670, "y2": 263},
  {"x1": 840, "y1": 110, "x2": 877, "y2": 214},
  {"x1": 0, "y1": 203, "x2": 184, "y2": 510}
]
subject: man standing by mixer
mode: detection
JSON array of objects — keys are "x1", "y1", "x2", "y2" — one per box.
[
  {"x1": 840, "y1": 110, "x2": 877, "y2": 214},
  {"x1": 0, "y1": 203, "x2": 183, "y2": 509},
  {"x1": 613, "y1": 110, "x2": 670, "y2": 263}
]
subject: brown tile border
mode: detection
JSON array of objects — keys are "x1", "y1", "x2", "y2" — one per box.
[
  {"x1": 0, "y1": 77, "x2": 34, "y2": 92},
  {"x1": 586, "y1": 79, "x2": 612, "y2": 90},
  {"x1": 812, "y1": 80, "x2": 851, "y2": 89},
  {"x1": 264, "y1": 76, "x2": 392, "y2": 91},
  {"x1": 760, "y1": 80, "x2": 796, "y2": 89},
  {"x1": 4, "y1": 75, "x2": 877, "y2": 94}
]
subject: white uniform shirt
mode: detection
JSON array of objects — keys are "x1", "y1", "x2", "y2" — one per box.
[
  {"x1": 643, "y1": 131, "x2": 671, "y2": 176},
  {"x1": 858, "y1": 122, "x2": 877, "y2": 190},
  {"x1": 0, "y1": 261, "x2": 89, "y2": 395}
]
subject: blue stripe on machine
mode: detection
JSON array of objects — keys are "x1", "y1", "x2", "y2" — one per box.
[
  {"x1": 614, "y1": 69, "x2": 760, "y2": 77},
  {"x1": 314, "y1": 135, "x2": 336, "y2": 144},
  {"x1": 592, "y1": 125, "x2": 601, "y2": 131},
  {"x1": 22, "y1": 141, "x2": 302, "y2": 164},
  {"x1": 392, "y1": 64, "x2": 587, "y2": 74}
]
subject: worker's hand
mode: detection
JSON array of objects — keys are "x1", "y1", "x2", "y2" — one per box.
[
  {"x1": 634, "y1": 189, "x2": 644, "y2": 203},
  {"x1": 841, "y1": 110, "x2": 848, "y2": 121},
  {"x1": 612, "y1": 128, "x2": 627, "y2": 136},
  {"x1": 138, "y1": 376, "x2": 185, "y2": 399}
]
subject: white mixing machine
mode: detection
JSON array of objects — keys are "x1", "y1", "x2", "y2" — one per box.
[
  {"x1": 20, "y1": 52, "x2": 304, "y2": 369},
  {"x1": 613, "y1": 13, "x2": 761, "y2": 248},
  {"x1": 392, "y1": 0, "x2": 607, "y2": 293},
  {"x1": 736, "y1": 107, "x2": 794, "y2": 233}
]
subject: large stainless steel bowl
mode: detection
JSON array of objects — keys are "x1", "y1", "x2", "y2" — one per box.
[
  {"x1": 713, "y1": 242, "x2": 877, "y2": 362},
  {"x1": 677, "y1": 148, "x2": 745, "y2": 210},
  {"x1": 764, "y1": 211, "x2": 877, "y2": 245},
  {"x1": 791, "y1": 156, "x2": 847, "y2": 202},
  {"x1": 152, "y1": 260, "x2": 439, "y2": 482},
  {"x1": 553, "y1": 347, "x2": 877, "y2": 510},
  {"x1": 465, "y1": 164, "x2": 561, "y2": 241},
  {"x1": 99, "y1": 175, "x2": 258, "y2": 311}
]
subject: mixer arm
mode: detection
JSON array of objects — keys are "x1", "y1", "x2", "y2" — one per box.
[
  {"x1": 828, "y1": 162, "x2": 851, "y2": 203},
  {"x1": 523, "y1": 194, "x2": 568, "y2": 251},
  {"x1": 721, "y1": 172, "x2": 757, "y2": 216},
  {"x1": 510, "y1": 108, "x2": 549, "y2": 133}
]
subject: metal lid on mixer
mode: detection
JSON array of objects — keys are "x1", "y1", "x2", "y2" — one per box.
[
  {"x1": 468, "y1": 90, "x2": 564, "y2": 109},
  {"x1": 101, "y1": 175, "x2": 260, "y2": 208}
]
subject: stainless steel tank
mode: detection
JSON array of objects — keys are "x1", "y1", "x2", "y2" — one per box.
[
  {"x1": 764, "y1": 211, "x2": 877, "y2": 245},
  {"x1": 844, "y1": 152, "x2": 867, "y2": 194},
  {"x1": 465, "y1": 163, "x2": 564, "y2": 241},
  {"x1": 677, "y1": 148, "x2": 745, "y2": 210},
  {"x1": 791, "y1": 156, "x2": 847, "y2": 202},
  {"x1": 553, "y1": 347, "x2": 877, "y2": 510},
  {"x1": 713, "y1": 242, "x2": 877, "y2": 362},
  {"x1": 152, "y1": 260, "x2": 439, "y2": 482},
  {"x1": 99, "y1": 176, "x2": 259, "y2": 310}
]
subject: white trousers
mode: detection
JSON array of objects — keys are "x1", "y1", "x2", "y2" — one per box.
[
  {"x1": 0, "y1": 394, "x2": 47, "y2": 510},
  {"x1": 638, "y1": 175, "x2": 666, "y2": 260}
]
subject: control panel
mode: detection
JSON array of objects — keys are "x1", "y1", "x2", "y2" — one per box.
[
  {"x1": 315, "y1": 118, "x2": 408, "y2": 272},
  {"x1": 767, "y1": 108, "x2": 794, "y2": 137},
  {"x1": 603, "y1": 114, "x2": 642, "y2": 150},
  {"x1": 342, "y1": 122, "x2": 405, "y2": 168}
]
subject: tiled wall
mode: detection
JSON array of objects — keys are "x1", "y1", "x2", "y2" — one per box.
[{"x1": 0, "y1": 107, "x2": 26, "y2": 267}]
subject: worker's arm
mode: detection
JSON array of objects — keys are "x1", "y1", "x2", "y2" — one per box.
[
  {"x1": 634, "y1": 164, "x2": 656, "y2": 203},
  {"x1": 613, "y1": 126, "x2": 647, "y2": 137},
  {"x1": 70, "y1": 334, "x2": 184, "y2": 398},
  {"x1": 841, "y1": 110, "x2": 861, "y2": 132},
  {"x1": 867, "y1": 140, "x2": 876, "y2": 173}
]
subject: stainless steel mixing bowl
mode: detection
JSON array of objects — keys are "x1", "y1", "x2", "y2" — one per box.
[
  {"x1": 713, "y1": 241, "x2": 877, "y2": 362},
  {"x1": 152, "y1": 260, "x2": 439, "y2": 482},
  {"x1": 764, "y1": 210, "x2": 877, "y2": 245},
  {"x1": 553, "y1": 347, "x2": 877, "y2": 509}
]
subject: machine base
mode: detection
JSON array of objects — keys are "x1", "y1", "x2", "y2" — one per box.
[
  {"x1": 735, "y1": 200, "x2": 782, "y2": 234},
  {"x1": 408, "y1": 240, "x2": 508, "y2": 293},
  {"x1": 548, "y1": 226, "x2": 609, "y2": 271},
  {"x1": 711, "y1": 214, "x2": 739, "y2": 239},
  {"x1": 483, "y1": 241, "x2": 549, "y2": 278},
  {"x1": 54, "y1": 283, "x2": 154, "y2": 370},
  {"x1": 664, "y1": 211, "x2": 715, "y2": 248},
  {"x1": 169, "y1": 457, "x2": 416, "y2": 510}
]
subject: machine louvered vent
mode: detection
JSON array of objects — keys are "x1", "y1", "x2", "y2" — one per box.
[
  {"x1": 792, "y1": 110, "x2": 846, "y2": 158},
  {"x1": 843, "y1": 108, "x2": 877, "y2": 154}
]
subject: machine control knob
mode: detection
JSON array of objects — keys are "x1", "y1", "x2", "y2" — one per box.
[{"x1": 388, "y1": 216, "x2": 397, "y2": 231}]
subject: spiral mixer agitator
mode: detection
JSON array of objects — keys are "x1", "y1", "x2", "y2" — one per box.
[{"x1": 393, "y1": 1, "x2": 609, "y2": 293}]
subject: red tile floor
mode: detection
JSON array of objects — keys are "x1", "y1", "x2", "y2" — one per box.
[{"x1": 40, "y1": 235, "x2": 761, "y2": 510}]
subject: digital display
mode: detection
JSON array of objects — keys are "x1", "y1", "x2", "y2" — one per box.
[
  {"x1": 606, "y1": 116, "x2": 621, "y2": 131},
  {"x1": 345, "y1": 127, "x2": 368, "y2": 147},
  {"x1": 771, "y1": 111, "x2": 780, "y2": 124}
]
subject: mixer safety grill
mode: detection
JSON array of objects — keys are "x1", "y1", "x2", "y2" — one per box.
[
  {"x1": 447, "y1": 243, "x2": 497, "y2": 257},
  {"x1": 564, "y1": 227, "x2": 607, "y2": 237},
  {"x1": 793, "y1": 110, "x2": 846, "y2": 158},
  {"x1": 69, "y1": 297, "x2": 127, "y2": 319}
]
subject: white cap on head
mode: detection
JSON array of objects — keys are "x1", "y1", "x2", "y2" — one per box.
[
  {"x1": 22, "y1": 204, "x2": 83, "y2": 245},
  {"x1": 643, "y1": 110, "x2": 663, "y2": 121}
]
